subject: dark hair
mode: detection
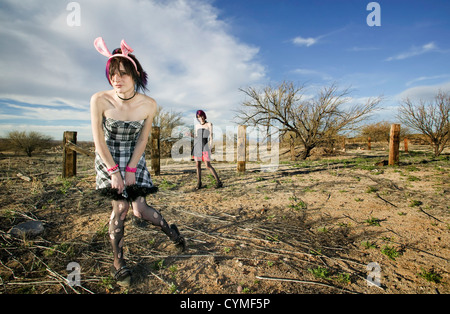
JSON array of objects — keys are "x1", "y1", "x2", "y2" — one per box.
[
  {"x1": 106, "y1": 48, "x2": 148, "y2": 93},
  {"x1": 196, "y1": 110, "x2": 207, "y2": 120}
]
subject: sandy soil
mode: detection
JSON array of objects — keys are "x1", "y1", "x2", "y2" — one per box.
[{"x1": 0, "y1": 145, "x2": 448, "y2": 294}]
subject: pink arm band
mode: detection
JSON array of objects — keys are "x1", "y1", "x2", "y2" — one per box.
[
  {"x1": 126, "y1": 166, "x2": 137, "y2": 173},
  {"x1": 107, "y1": 164, "x2": 119, "y2": 172}
]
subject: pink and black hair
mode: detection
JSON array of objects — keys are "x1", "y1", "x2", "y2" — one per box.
[
  {"x1": 106, "y1": 48, "x2": 148, "y2": 93},
  {"x1": 196, "y1": 110, "x2": 207, "y2": 120},
  {"x1": 94, "y1": 37, "x2": 148, "y2": 93}
]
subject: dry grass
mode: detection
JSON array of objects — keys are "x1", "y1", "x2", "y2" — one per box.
[{"x1": 0, "y1": 143, "x2": 449, "y2": 294}]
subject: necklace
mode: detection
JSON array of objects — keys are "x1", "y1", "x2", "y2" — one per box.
[{"x1": 116, "y1": 90, "x2": 137, "y2": 101}]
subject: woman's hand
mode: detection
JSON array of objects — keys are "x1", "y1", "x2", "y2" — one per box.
[
  {"x1": 125, "y1": 171, "x2": 136, "y2": 186},
  {"x1": 111, "y1": 172, "x2": 125, "y2": 194}
]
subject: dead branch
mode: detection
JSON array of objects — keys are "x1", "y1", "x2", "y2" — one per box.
[
  {"x1": 255, "y1": 275, "x2": 359, "y2": 294},
  {"x1": 375, "y1": 193, "x2": 398, "y2": 207},
  {"x1": 16, "y1": 173, "x2": 31, "y2": 182},
  {"x1": 418, "y1": 208, "x2": 444, "y2": 223}
]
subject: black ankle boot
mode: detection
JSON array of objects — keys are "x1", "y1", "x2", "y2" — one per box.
[{"x1": 170, "y1": 224, "x2": 186, "y2": 252}]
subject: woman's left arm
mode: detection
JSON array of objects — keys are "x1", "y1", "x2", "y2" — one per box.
[
  {"x1": 125, "y1": 98, "x2": 157, "y2": 186},
  {"x1": 209, "y1": 122, "x2": 213, "y2": 150}
]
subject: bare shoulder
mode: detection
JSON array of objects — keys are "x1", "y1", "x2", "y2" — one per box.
[
  {"x1": 91, "y1": 90, "x2": 109, "y2": 100},
  {"x1": 139, "y1": 94, "x2": 158, "y2": 118},
  {"x1": 142, "y1": 94, "x2": 157, "y2": 108},
  {"x1": 90, "y1": 90, "x2": 112, "y2": 108}
]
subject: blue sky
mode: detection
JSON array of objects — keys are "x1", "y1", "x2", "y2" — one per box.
[
  {"x1": 216, "y1": 0, "x2": 450, "y2": 94},
  {"x1": 0, "y1": 0, "x2": 449, "y2": 140}
]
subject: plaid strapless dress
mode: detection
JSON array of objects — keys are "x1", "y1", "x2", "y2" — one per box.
[{"x1": 95, "y1": 117, "x2": 158, "y2": 200}]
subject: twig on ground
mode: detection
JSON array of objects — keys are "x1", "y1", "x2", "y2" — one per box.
[
  {"x1": 375, "y1": 193, "x2": 398, "y2": 207},
  {"x1": 418, "y1": 208, "x2": 443, "y2": 223},
  {"x1": 255, "y1": 275, "x2": 359, "y2": 294},
  {"x1": 30, "y1": 252, "x2": 82, "y2": 294}
]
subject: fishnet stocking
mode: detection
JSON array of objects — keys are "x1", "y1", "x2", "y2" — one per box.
[
  {"x1": 131, "y1": 197, "x2": 177, "y2": 241},
  {"x1": 109, "y1": 200, "x2": 129, "y2": 270}
]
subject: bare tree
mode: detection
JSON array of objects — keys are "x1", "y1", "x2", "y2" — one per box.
[
  {"x1": 152, "y1": 105, "x2": 185, "y2": 157},
  {"x1": 397, "y1": 91, "x2": 449, "y2": 157},
  {"x1": 7, "y1": 131, "x2": 53, "y2": 157},
  {"x1": 236, "y1": 81, "x2": 383, "y2": 159}
]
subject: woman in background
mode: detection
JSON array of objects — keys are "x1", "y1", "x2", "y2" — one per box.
[{"x1": 192, "y1": 110, "x2": 222, "y2": 189}]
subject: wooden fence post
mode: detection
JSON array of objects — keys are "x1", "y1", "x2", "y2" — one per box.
[
  {"x1": 237, "y1": 125, "x2": 246, "y2": 173},
  {"x1": 63, "y1": 131, "x2": 77, "y2": 178},
  {"x1": 151, "y1": 126, "x2": 160, "y2": 175},
  {"x1": 367, "y1": 137, "x2": 371, "y2": 150},
  {"x1": 389, "y1": 124, "x2": 401, "y2": 166},
  {"x1": 404, "y1": 138, "x2": 408, "y2": 153}
]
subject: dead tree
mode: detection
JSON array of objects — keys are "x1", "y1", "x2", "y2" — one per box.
[
  {"x1": 397, "y1": 91, "x2": 449, "y2": 157},
  {"x1": 236, "y1": 81, "x2": 383, "y2": 159}
]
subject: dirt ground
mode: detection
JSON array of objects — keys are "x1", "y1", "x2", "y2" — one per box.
[{"x1": 0, "y1": 144, "x2": 449, "y2": 294}]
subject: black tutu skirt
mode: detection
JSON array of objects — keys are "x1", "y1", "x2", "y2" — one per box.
[{"x1": 97, "y1": 184, "x2": 158, "y2": 201}]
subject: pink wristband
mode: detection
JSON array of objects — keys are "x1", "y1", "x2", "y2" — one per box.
[
  {"x1": 107, "y1": 164, "x2": 119, "y2": 173},
  {"x1": 126, "y1": 166, "x2": 137, "y2": 173}
]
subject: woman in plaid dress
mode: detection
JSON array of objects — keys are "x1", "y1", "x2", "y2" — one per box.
[{"x1": 91, "y1": 37, "x2": 185, "y2": 286}]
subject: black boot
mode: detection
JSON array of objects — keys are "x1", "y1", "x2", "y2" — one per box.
[{"x1": 170, "y1": 224, "x2": 186, "y2": 252}]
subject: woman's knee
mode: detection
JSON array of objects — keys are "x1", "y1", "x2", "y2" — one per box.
[
  {"x1": 131, "y1": 196, "x2": 147, "y2": 218},
  {"x1": 111, "y1": 200, "x2": 129, "y2": 221}
]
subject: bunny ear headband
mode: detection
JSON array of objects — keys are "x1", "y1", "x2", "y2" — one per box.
[{"x1": 94, "y1": 37, "x2": 139, "y2": 74}]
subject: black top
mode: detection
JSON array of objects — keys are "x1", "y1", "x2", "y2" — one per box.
[{"x1": 192, "y1": 127, "x2": 210, "y2": 157}]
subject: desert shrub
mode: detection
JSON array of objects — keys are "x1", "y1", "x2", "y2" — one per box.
[{"x1": 7, "y1": 130, "x2": 53, "y2": 157}]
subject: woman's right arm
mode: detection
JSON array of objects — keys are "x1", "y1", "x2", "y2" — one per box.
[{"x1": 90, "y1": 93, "x2": 124, "y2": 194}]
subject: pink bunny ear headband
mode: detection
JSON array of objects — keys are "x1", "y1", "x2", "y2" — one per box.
[{"x1": 94, "y1": 37, "x2": 139, "y2": 73}]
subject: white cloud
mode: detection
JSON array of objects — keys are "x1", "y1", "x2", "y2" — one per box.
[
  {"x1": 291, "y1": 27, "x2": 347, "y2": 48},
  {"x1": 365, "y1": 80, "x2": 450, "y2": 124},
  {"x1": 395, "y1": 80, "x2": 450, "y2": 101},
  {"x1": 386, "y1": 42, "x2": 438, "y2": 61},
  {"x1": 0, "y1": 0, "x2": 266, "y2": 140},
  {"x1": 405, "y1": 74, "x2": 450, "y2": 87},
  {"x1": 292, "y1": 36, "x2": 319, "y2": 47},
  {"x1": 5, "y1": 103, "x2": 90, "y2": 121}
]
